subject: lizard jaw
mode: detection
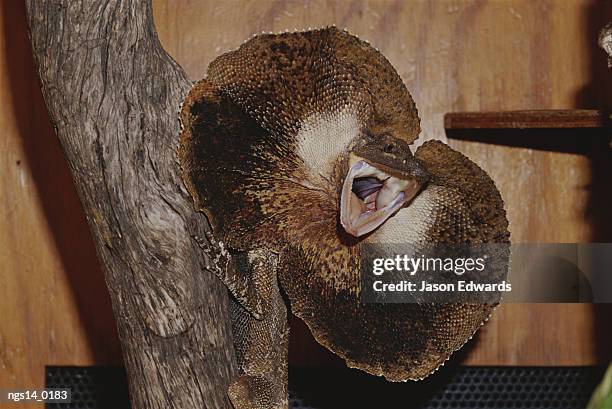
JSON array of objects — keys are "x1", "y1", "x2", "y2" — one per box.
[{"x1": 340, "y1": 160, "x2": 421, "y2": 237}]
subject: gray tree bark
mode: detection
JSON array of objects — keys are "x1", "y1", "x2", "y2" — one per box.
[
  {"x1": 600, "y1": 22, "x2": 612, "y2": 68},
  {"x1": 25, "y1": 1, "x2": 237, "y2": 408}
]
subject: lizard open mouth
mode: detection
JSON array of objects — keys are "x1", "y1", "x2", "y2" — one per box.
[{"x1": 340, "y1": 160, "x2": 422, "y2": 237}]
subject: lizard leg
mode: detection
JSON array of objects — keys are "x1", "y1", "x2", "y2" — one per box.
[{"x1": 228, "y1": 249, "x2": 288, "y2": 409}]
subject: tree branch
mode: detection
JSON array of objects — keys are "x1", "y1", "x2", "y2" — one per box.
[{"x1": 25, "y1": 1, "x2": 237, "y2": 407}]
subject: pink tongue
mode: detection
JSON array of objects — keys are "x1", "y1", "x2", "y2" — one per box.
[{"x1": 364, "y1": 192, "x2": 377, "y2": 212}]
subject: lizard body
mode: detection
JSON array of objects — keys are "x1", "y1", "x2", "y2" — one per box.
[{"x1": 178, "y1": 27, "x2": 509, "y2": 409}]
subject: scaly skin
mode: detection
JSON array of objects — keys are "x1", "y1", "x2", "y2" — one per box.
[{"x1": 178, "y1": 27, "x2": 509, "y2": 409}]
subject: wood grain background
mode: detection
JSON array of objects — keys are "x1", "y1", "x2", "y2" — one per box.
[{"x1": 1, "y1": 0, "x2": 611, "y2": 398}]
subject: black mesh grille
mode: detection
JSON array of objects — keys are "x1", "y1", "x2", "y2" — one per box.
[
  {"x1": 46, "y1": 366, "x2": 603, "y2": 409},
  {"x1": 46, "y1": 367, "x2": 129, "y2": 409}
]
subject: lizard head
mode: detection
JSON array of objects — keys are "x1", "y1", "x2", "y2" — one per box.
[
  {"x1": 341, "y1": 132, "x2": 430, "y2": 237},
  {"x1": 179, "y1": 27, "x2": 510, "y2": 382}
]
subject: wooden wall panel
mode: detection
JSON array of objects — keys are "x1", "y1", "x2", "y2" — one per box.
[
  {"x1": 0, "y1": 0, "x2": 122, "y2": 396},
  {"x1": 152, "y1": 0, "x2": 612, "y2": 366},
  {"x1": 1, "y1": 0, "x2": 611, "y2": 397}
]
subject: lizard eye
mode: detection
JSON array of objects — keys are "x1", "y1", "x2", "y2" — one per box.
[
  {"x1": 383, "y1": 143, "x2": 395, "y2": 153},
  {"x1": 340, "y1": 160, "x2": 422, "y2": 237}
]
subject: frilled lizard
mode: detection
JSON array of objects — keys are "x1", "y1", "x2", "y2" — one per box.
[{"x1": 178, "y1": 27, "x2": 509, "y2": 409}]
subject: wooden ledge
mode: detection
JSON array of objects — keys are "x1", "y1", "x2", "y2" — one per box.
[{"x1": 445, "y1": 109, "x2": 611, "y2": 130}]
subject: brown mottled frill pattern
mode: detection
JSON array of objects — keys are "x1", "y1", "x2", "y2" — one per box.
[{"x1": 179, "y1": 27, "x2": 510, "y2": 388}]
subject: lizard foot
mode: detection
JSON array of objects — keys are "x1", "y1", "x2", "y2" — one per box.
[{"x1": 228, "y1": 375, "x2": 287, "y2": 409}]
